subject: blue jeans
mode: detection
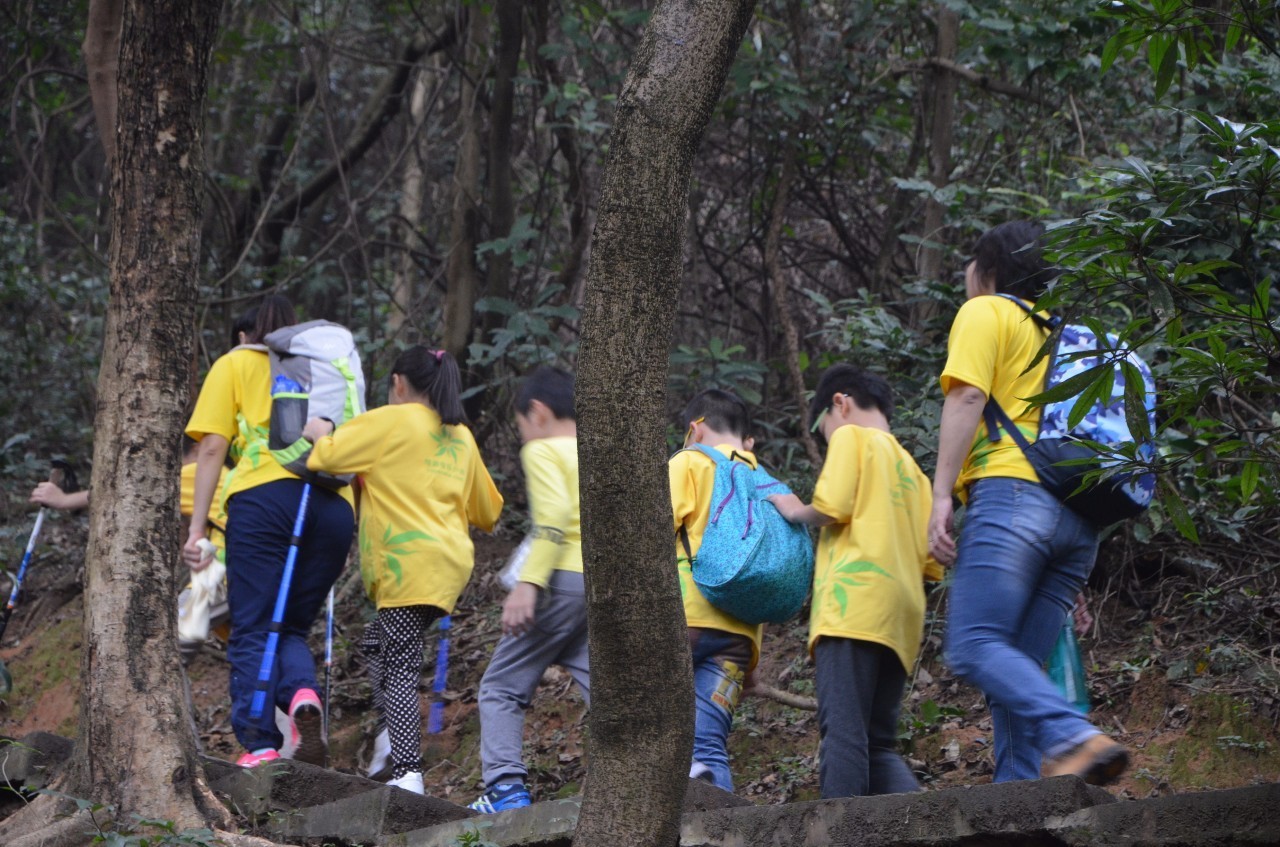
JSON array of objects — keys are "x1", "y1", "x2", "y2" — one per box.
[
  {"x1": 225, "y1": 479, "x2": 353, "y2": 751},
  {"x1": 689, "y1": 628, "x2": 750, "y2": 791},
  {"x1": 945, "y1": 478, "x2": 1099, "y2": 782}
]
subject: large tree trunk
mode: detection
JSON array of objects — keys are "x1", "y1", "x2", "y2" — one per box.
[
  {"x1": 573, "y1": 1, "x2": 755, "y2": 846},
  {"x1": 82, "y1": 0, "x2": 226, "y2": 823},
  {"x1": 5, "y1": 0, "x2": 228, "y2": 838}
]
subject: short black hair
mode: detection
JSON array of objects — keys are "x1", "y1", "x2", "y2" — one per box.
[
  {"x1": 971, "y1": 220, "x2": 1057, "y2": 300},
  {"x1": 682, "y1": 388, "x2": 749, "y2": 439},
  {"x1": 516, "y1": 366, "x2": 575, "y2": 420},
  {"x1": 809, "y1": 364, "x2": 894, "y2": 430},
  {"x1": 231, "y1": 306, "x2": 258, "y2": 349}
]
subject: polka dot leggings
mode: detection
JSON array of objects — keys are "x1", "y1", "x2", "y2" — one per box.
[{"x1": 362, "y1": 604, "x2": 441, "y2": 778}]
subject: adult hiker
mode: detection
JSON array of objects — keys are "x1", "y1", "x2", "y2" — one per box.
[
  {"x1": 182, "y1": 294, "x2": 355, "y2": 768},
  {"x1": 928, "y1": 221, "x2": 1130, "y2": 785}
]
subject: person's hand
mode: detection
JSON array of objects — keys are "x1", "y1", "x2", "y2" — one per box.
[
  {"x1": 30, "y1": 482, "x2": 83, "y2": 511},
  {"x1": 1072, "y1": 592, "x2": 1094, "y2": 636},
  {"x1": 302, "y1": 417, "x2": 335, "y2": 443},
  {"x1": 183, "y1": 529, "x2": 211, "y2": 571},
  {"x1": 501, "y1": 582, "x2": 539, "y2": 637},
  {"x1": 928, "y1": 497, "x2": 957, "y2": 566}
]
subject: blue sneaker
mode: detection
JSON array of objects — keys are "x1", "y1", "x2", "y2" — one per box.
[{"x1": 468, "y1": 782, "x2": 531, "y2": 813}]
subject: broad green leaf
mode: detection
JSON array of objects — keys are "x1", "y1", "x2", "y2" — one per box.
[{"x1": 1239, "y1": 460, "x2": 1259, "y2": 502}]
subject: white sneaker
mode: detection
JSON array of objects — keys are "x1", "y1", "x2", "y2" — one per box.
[
  {"x1": 366, "y1": 728, "x2": 392, "y2": 780},
  {"x1": 388, "y1": 771, "x2": 424, "y2": 794},
  {"x1": 689, "y1": 761, "x2": 715, "y2": 782}
]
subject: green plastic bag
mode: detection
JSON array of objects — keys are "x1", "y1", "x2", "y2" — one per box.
[{"x1": 1046, "y1": 619, "x2": 1090, "y2": 715}]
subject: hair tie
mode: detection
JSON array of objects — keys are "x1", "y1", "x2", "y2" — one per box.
[{"x1": 432, "y1": 349, "x2": 445, "y2": 363}]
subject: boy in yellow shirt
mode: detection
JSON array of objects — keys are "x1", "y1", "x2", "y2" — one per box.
[
  {"x1": 770, "y1": 365, "x2": 941, "y2": 797},
  {"x1": 470, "y1": 367, "x2": 587, "y2": 813},
  {"x1": 669, "y1": 388, "x2": 763, "y2": 791}
]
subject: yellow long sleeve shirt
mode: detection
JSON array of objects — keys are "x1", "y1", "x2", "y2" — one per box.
[
  {"x1": 517, "y1": 436, "x2": 583, "y2": 588},
  {"x1": 307, "y1": 403, "x2": 503, "y2": 611}
]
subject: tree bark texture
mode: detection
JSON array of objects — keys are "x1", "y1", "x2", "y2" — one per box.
[
  {"x1": 81, "y1": 0, "x2": 224, "y2": 827},
  {"x1": 390, "y1": 66, "x2": 432, "y2": 339},
  {"x1": 82, "y1": 0, "x2": 124, "y2": 169},
  {"x1": 573, "y1": 1, "x2": 756, "y2": 846},
  {"x1": 918, "y1": 7, "x2": 959, "y2": 287}
]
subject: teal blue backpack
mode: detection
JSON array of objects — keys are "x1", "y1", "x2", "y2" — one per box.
[{"x1": 677, "y1": 444, "x2": 814, "y2": 625}]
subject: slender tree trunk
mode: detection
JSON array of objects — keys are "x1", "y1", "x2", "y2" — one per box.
[
  {"x1": 82, "y1": 0, "x2": 124, "y2": 169},
  {"x1": 442, "y1": 5, "x2": 484, "y2": 357},
  {"x1": 573, "y1": 1, "x2": 755, "y2": 846},
  {"x1": 916, "y1": 6, "x2": 958, "y2": 320},
  {"x1": 390, "y1": 66, "x2": 432, "y2": 339},
  {"x1": 71, "y1": 0, "x2": 224, "y2": 831},
  {"x1": 484, "y1": 0, "x2": 523, "y2": 309},
  {"x1": 764, "y1": 158, "x2": 823, "y2": 467}
]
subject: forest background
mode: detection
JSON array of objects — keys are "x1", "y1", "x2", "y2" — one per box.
[{"x1": 1, "y1": 0, "x2": 1280, "y2": 836}]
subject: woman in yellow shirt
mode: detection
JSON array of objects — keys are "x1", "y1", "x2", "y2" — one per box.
[
  {"x1": 303, "y1": 346, "x2": 503, "y2": 795},
  {"x1": 928, "y1": 222, "x2": 1128, "y2": 785},
  {"x1": 183, "y1": 295, "x2": 356, "y2": 769}
]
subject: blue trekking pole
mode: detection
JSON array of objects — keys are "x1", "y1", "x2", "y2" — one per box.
[
  {"x1": 428, "y1": 615, "x2": 451, "y2": 734},
  {"x1": 0, "y1": 463, "x2": 70, "y2": 696},
  {"x1": 323, "y1": 585, "x2": 334, "y2": 738},
  {"x1": 249, "y1": 482, "x2": 312, "y2": 720}
]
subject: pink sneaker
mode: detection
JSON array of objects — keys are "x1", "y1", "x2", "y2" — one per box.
[
  {"x1": 289, "y1": 687, "x2": 327, "y2": 767},
  {"x1": 236, "y1": 748, "x2": 281, "y2": 768}
]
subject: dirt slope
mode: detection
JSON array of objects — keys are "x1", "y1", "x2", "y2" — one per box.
[{"x1": 2, "y1": 515, "x2": 1277, "y2": 809}]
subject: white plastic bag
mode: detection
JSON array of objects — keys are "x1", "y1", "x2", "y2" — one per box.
[{"x1": 178, "y1": 540, "x2": 227, "y2": 644}]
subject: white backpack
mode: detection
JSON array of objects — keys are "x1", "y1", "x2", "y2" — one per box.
[{"x1": 261, "y1": 320, "x2": 366, "y2": 489}]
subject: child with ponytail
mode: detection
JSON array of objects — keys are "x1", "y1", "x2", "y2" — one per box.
[{"x1": 302, "y1": 347, "x2": 504, "y2": 794}]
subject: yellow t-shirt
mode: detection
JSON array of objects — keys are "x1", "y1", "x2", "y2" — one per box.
[
  {"x1": 306, "y1": 403, "x2": 503, "y2": 611},
  {"x1": 940, "y1": 294, "x2": 1051, "y2": 498},
  {"x1": 185, "y1": 347, "x2": 355, "y2": 509},
  {"x1": 517, "y1": 436, "x2": 582, "y2": 588},
  {"x1": 669, "y1": 445, "x2": 764, "y2": 669},
  {"x1": 809, "y1": 424, "x2": 942, "y2": 671},
  {"x1": 179, "y1": 462, "x2": 228, "y2": 550}
]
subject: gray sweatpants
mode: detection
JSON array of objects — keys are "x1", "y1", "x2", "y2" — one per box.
[{"x1": 477, "y1": 570, "x2": 590, "y2": 788}]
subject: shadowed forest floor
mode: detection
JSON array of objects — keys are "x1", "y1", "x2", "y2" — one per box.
[{"x1": 1, "y1": 512, "x2": 1278, "y2": 810}]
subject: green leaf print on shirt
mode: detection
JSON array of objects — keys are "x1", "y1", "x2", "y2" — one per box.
[
  {"x1": 430, "y1": 429, "x2": 466, "y2": 463},
  {"x1": 818, "y1": 550, "x2": 893, "y2": 617},
  {"x1": 377, "y1": 524, "x2": 436, "y2": 585},
  {"x1": 890, "y1": 458, "x2": 918, "y2": 508}
]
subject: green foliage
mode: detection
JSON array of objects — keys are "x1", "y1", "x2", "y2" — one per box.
[
  {"x1": 40, "y1": 792, "x2": 221, "y2": 847},
  {"x1": 899, "y1": 698, "x2": 965, "y2": 750},
  {"x1": 1047, "y1": 111, "x2": 1280, "y2": 544},
  {"x1": 1099, "y1": 0, "x2": 1280, "y2": 99},
  {"x1": 452, "y1": 824, "x2": 499, "y2": 847},
  {"x1": 669, "y1": 338, "x2": 768, "y2": 406}
]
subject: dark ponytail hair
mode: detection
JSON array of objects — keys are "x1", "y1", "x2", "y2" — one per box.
[
  {"x1": 392, "y1": 346, "x2": 466, "y2": 425},
  {"x1": 247, "y1": 294, "x2": 296, "y2": 344}
]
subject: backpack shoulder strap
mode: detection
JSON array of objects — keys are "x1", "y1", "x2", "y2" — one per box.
[
  {"x1": 684, "y1": 443, "x2": 729, "y2": 465},
  {"x1": 983, "y1": 397, "x2": 1035, "y2": 452},
  {"x1": 993, "y1": 292, "x2": 1061, "y2": 333}
]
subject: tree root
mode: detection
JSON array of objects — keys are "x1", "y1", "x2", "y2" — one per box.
[
  {"x1": 748, "y1": 682, "x2": 817, "y2": 711},
  {"x1": 1, "y1": 807, "x2": 97, "y2": 847}
]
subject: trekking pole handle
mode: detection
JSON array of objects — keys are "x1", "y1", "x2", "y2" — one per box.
[{"x1": 0, "y1": 465, "x2": 63, "y2": 641}]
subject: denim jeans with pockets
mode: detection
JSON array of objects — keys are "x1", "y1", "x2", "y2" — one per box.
[{"x1": 945, "y1": 477, "x2": 1100, "y2": 781}]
